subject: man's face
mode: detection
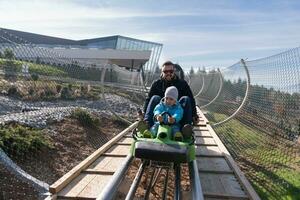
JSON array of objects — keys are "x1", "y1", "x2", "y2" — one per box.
[{"x1": 162, "y1": 64, "x2": 175, "y2": 81}]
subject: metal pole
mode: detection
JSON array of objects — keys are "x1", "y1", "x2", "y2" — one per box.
[
  {"x1": 162, "y1": 169, "x2": 169, "y2": 200},
  {"x1": 189, "y1": 161, "x2": 204, "y2": 200},
  {"x1": 195, "y1": 74, "x2": 205, "y2": 98},
  {"x1": 125, "y1": 161, "x2": 147, "y2": 200},
  {"x1": 200, "y1": 68, "x2": 224, "y2": 109},
  {"x1": 144, "y1": 168, "x2": 156, "y2": 200},
  {"x1": 213, "y1": 59, "x2": 251, "y2": 127},
  {"x1": 100, "y1": 64, "x2": 132, "y2": 125},
  {"x1": 151, "y1": 167, "x2": 162, "y2": 188},
  {"x1": 97, "y1": 155, "x2": 133, "y2": 200},
  {"x1": 174, "y1": 164, "x2": 181, "y2": 200}
]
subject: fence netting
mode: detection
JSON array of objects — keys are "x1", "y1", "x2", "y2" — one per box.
[
  {"x1": 0, "y1": 28, "x2": 145, "y2": 199},
  {"x1": 193, "y1": 48, "x2": 300, "y2": 199},
  {"x1": 0, "y1": 26, "x2": 299, "y2": 200}
]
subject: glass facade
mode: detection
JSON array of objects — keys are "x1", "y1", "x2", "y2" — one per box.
[
  {"x1": 115, "y1": 36, "x2": 162, "y2": 75},
  {"x1": 0, "y1": 28, "x2": 163, "y2": 84}
]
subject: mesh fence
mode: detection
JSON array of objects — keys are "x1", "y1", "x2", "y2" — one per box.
[
  {"x1": 0, "y1": 28, "x2": 145, "y2": 199},
  {"x1": 193, "y1": 48, "x2": 300, "y2": 199},
  {"x1": 1, "y1": 26, "x2": 300, "y2": 200}
]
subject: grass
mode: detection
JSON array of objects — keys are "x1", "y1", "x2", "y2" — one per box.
[
  {"x1": 0, "y1": 58, "x2": 67, "y2": 77},
  {"x1": 211, "y1": 112, "x2": 300, "y2": 200}
]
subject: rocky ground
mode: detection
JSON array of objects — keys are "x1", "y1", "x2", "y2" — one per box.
[
  {"x1": 0, "y1": 93, "x2": 137, "y2": 199},
  {"x1": 0, "y1": 114, "x2": 128, "y2": 200},
  {"x1": 0, "y1": 94, "x2": 140, "y2": 128}
]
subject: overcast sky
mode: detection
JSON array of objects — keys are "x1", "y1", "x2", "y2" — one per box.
[{"x1": 0, "y1": 0, "x2": 300, "y2": 70}]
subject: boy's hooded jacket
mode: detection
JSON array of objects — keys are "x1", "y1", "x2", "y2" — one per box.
[{"x1": 153, "y1": 98, "x2": 183, "y2": 124}]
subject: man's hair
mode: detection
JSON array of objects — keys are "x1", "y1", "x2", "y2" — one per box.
[{"x1": 162, "y1": 61, "x2": 174, "y2": 67}]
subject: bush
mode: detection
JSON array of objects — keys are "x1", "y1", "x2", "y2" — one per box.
[
  {"x1": 31, "y1": 73, "x2": 39, "y2": 81},
  {"x1": 80, "y1": 85, "x2": 88, "y2": 95},
  {"x1": 4, "y1": 60, "x2": 19, "y2": 80},
  {"x1": 7, "y1": 85, "x2": 19, "y2": 97},
  {"x1": 44, "y1": 86, "x2": 56, "y2": 97},
  {"x1": 56, "y1": 84, "x2": 62, "y2": 93},
  {"x1": 71, "y1": 108, "x2": 100, "y2": 128},
  {"x1": 0, "y1": 124, "x2": 52, "y2": 156},
  {"x1": 68, "y1": 83, "x2": 73, "y2": 90},
  {"x1": 28, "y1": 87, "x2": 35, "y2": 95},
  {"x1": 60, "y1": 86, "x2": 72, "y2": 99}
]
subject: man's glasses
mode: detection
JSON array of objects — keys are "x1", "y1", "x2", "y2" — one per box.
[{"x1": 163, "y1": 70, "x2": 174, "y2": 74}]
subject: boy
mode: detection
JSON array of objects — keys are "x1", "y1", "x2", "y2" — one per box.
[{"x1": 138, "y1": 86, "x2": 184, "y2": 141}]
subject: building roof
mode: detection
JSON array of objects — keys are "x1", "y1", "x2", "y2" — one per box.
[{"x1": 0, "y1": 28, "x2": 162, "y2": 46}]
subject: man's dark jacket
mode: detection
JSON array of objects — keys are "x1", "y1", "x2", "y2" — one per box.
[{"x1": 143, "y1": 76, "x2": 197, "y2": 118}]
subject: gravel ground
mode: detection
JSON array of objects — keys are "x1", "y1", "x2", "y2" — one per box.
[{"x1": 0, "y1": 94, "x2": 140, "y2": 128}]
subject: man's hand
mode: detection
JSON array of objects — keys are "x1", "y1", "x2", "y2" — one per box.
[
  {"x1": 193, "y1": 116, "x2": 199, "y2": 125},
  {"x1": 168, "y1": 116, "x2": 175, "y2": 124},
  {"x1": 157, "y1": 115, "x2": 163, "y2": 123},
  {"x1": 137, "y1": 109, "x2": 144, "y2": 121}
]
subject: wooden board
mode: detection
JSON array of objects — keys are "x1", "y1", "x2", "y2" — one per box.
[
  {"x1": 194, "y1": 127, "x2": 209, "y2": 131},
  {"x1": 77, "y1": 175, "x2": 112, "y2": 198},
  {"x1": 196, "y1": 146, "x2": 223, "y2": 157},
  {"x1": 57, "y1": 174, "x2": 99, "y2": 198},
  {"x1": 199, "y1": 173, "x2": 247, "y2": 198},
  {"x1": 194, "y1": 130, "x2": 212, "y2": 137},
  {"x1": 195, "y1": 137, "x2": 217, "y2": 146},
  {"x1": 118, "y1": 137, "x2": 133, "y2": 143},
  {"x1": 106, "y1": 144, "x2": 131, "y2": 155},
  {"x1": 87, "y1": 156, "x2": 126, "y2": 172},
  {"x1": 197, "y1": 157, "x2": 232, "y2": 173}
]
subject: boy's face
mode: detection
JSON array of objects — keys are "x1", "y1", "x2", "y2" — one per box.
[{"x1": 165, "y1": 97, "x2": 176, "y2": 106}]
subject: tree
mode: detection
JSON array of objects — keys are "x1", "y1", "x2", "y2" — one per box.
[
  {"x1": 189, "y1": 66, "x2": 195, "y2": 76},
  {"x1": 197, "y1": 67, "x2": 201, "y2": 74},
  {"x1": 3, "y1": 48, "x2": 17, "y2": 80},
  {"x1": 0, "y1": 51, "x2": 3, "y2": 58},
  {"x1": 155, "y1": 65, "x2": 160, "y2": 73},
  {"x1": 4, "y1": 48, "x2": 15, "y2": 60},
  {"x1": 36, "y1": 56, "x2": 41, "y2": 64}
]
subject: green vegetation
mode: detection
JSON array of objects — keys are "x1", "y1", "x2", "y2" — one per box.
[
  {"x1": 71, "y1": 108, "x2": 100, "y2": 128},
  {"x1": 0, "y1": 58, "x2": 67, "y2": 77},
  {"x1": 212, "y1": 113, "x2": 300, "y2": 200},
  {"x1": 0, "y1": 124, "x2": 53, "y2": 156}
]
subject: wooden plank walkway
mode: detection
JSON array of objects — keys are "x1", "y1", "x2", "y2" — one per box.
[
  {"x1": 48, "y1": 109, "x2": 260, "y2": 200},
  {"x1": 48, "y1": 122, "x2": 138, "y2": 200},
  {"x1": 195, "y1": 108, "x2": 260, "y2": 200}
]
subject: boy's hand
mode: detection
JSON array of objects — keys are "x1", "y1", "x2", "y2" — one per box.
[
  {"x1": 168, "y1": 116, "x2": 175, "y2": 124},
  {"x1": 157, "y1": 115, "x2": 163, "y2": 122}
]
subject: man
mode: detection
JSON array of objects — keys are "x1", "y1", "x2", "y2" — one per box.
[{"x1": 141, "y1": 61, "x2": 199, "y2": 137}]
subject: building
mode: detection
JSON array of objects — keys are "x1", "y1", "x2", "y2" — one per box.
[{"x1": 0, "y1": 28, "x2": 163, "y2": 72}]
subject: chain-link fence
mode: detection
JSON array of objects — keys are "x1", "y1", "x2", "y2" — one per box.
[
  {"x1": 1, "y1": 26, "x2": 300, "y2": 200},
  {"x1": 192, "y1": 48, "x2": 300, "y2": 200},
  {"x1": 0, "y1": 28, "x2": 146, "y2": 199}
]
